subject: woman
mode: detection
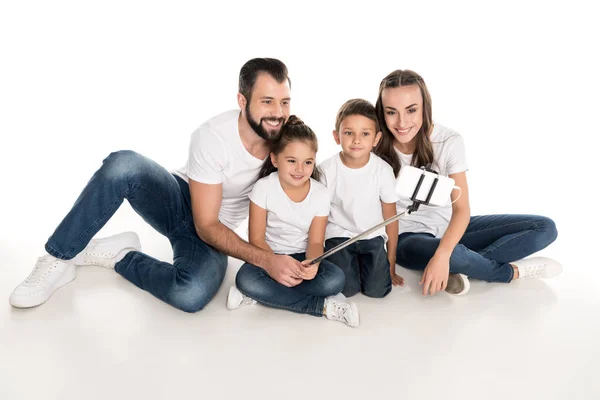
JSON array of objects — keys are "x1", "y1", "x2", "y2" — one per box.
[{"x1": 374, "y1": 70, "x2": 561, "y2": 296}]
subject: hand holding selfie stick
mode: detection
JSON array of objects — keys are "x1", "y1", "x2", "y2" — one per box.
[{"x1": 309, "y1": 166, "x2": 458, "y2": 265}]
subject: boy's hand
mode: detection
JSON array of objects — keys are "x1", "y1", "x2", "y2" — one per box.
[{"x1": 389, "y1": 258, "x2": 404, "y2": 286}]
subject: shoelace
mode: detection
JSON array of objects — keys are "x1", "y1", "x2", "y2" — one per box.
[
  {"x1": 80, "y1": 251, "x2": 116, "y2": 268},
  {"x1": 521, "y1": 263, "x2": 546, "y2": 279},
  {"x1": 329, "y1": 301, "x2": 350, "y2": 323},
  {"x1": 25, "y1": 255, "x2": 58, "y2": 285},
  {"x1": 241, "y1": 295, "x2": 256, "y2": 306}
]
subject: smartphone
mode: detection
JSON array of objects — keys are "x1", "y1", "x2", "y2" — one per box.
[{"x1": 395, "y1": 165, "x2": 456, "y2": 207}]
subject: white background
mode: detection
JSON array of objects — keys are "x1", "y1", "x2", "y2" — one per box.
[{"x1": 1, "y1": 1, "x2": 599, "y2": 400}]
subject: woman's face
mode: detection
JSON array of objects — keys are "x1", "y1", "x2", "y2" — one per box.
[{"x1": 381, "y1": 84, "x2": 424, "y2": 150}]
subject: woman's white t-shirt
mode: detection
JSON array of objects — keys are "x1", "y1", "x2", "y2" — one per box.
[{"x1": 395, "y1": 123, "x2": 468, "y2": 237}]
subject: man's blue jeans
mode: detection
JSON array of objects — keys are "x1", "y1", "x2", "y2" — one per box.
[
  {"x1": 45, "y1": 150, "x2": 227, "y2": 312},
  {"x1": 396, "y1": 214, "x2": 558, "y2": 282}
]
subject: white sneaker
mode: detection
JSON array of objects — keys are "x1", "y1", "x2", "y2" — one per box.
[
  {"x1": 10, "y1": 255, "x2": 76, "y2": 308},
  {"x1": 324, "y1": 293, "x2": 359, "y2": 328},
  {"x1": 73, "y1": 232, "x2": 141, "y2": 269},
  {"x1": 226, "y1": 286, "x2": 257, "y2": 310},
  {"x1": 446, "y1": 273, "x2": 470, "y2": 295},
  {"x1": 512, "y1": 257, "x2": 563, "y2": 280}
]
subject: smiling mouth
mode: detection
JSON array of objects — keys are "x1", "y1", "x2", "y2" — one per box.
[
  {"x1": 396, "y1": 127, "x2": 412, "y2": 135},
  {"x1": 264, "y1": 119, "x2": 282, "y2": 127},
  {"x1": 291, "y1": 174, "x2": 304, "y2": 180}
]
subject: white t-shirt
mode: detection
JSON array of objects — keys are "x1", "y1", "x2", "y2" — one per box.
[
  {"x1": 174, "y1": 110, "x2": 265, "y2": 230},
  {"x1": 395, "y1": 123, "x2": 468, "y2": 237},
  {"x1": 320, "y1": 153, "x2": 398, "y2": 241},
  {"x1": 249, "y1": 172, "x2": 330, "y2": 255}
]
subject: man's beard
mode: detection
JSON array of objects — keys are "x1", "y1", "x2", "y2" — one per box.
[{"x1": 246, "y1": 103, "x2": 285, "y2": 141}]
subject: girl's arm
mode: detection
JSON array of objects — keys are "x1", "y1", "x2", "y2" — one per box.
[
  {"x1": 301, "y1": 216, "x2": 328, "y2": 280},
  {"x1": 248, "y1": 201, "x2": 273, "y2": 253},
  {"x1": 305, "y1": 216, "x2": 328, "y2": 263},
  {"x1": 382, "y1": 201, "x2": 403, "y2": 286},
  {"x1": 420, "y1": 171, "x2": 470, "y2": 296}
]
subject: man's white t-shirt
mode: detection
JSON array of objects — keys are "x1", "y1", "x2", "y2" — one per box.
[
  {"x1": 395, "y1": 123, "x2": 468, "y2": 237},
  {"x1": 174, "y1": 110, "x2": 265, "y2": 230},
  {"x1": 249, "y1": 172, "x2": 330, "y2": 255},
  {"x1": 320, "y1": 153, "x2": 398, "y2": 241}
]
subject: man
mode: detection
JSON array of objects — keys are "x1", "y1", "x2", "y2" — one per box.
[{"x1": 10, "y1": 58, "x2": 310, "y2": 312}]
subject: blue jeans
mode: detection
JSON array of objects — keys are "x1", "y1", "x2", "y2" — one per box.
[
  {"x1": 324, "y1": 236, "x2": 391, "y2": 298},
  {"x1": 235, "y1": 253, "x2": 345, "y2": 317},
  {"x1": 396, "y1": 214, "x2": 558, "y2": 282},
  {"x1": 45, "y1": 150, "x2": 228, "y2": 313}
]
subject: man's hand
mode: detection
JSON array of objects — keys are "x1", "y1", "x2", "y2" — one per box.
[{"x1": 264, "y1": 254, "x2": 305, "y2": 287}]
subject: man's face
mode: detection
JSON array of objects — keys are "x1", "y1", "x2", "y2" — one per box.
[{"x1": 244, "y1": 73, "x2": 291, "y2": 141}]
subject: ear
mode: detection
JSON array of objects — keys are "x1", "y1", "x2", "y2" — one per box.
[
  {"x1": 373, "y1": 131, "x2": 383, "y2": 147},
  {"x1": 332, "y1": 130, "x2": 341, "y2": 145},
  {"x1": 237, "y1": 93, "x2": 247, "y2": 109},
  {"x1": 270, "y1": 152, "x2": 278, "y2": 168}
]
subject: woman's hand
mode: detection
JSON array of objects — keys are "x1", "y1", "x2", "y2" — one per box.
[{"x1": 420, "y1": 254, "x2": 450, "y2": 296}]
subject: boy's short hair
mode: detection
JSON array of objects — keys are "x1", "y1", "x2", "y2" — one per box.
[{"x1": 335, "y1": 98, "x2": 380, "y2": 132}]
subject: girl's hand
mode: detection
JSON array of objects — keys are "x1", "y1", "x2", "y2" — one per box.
[
  {"x1": 420, "y1": 254, "x2": 449, "y2": 296},
  {"x1": 300, "y1": 259, "x2": 319, "y2": 280},
  {"x1": 389, "y1": 257, "x2": 404, "y2": 286}
]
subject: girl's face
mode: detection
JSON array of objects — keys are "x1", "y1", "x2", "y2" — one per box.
[
  {"x1": 381, "y1": 84, "x2": 424, "y2": 152},
  {"x1": 271, "y1": 140, "x2": 316, "y2": 189}
]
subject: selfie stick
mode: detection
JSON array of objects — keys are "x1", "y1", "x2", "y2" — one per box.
[{"x1": 309, "y1": 167, "x2": 444, "y2": 265}]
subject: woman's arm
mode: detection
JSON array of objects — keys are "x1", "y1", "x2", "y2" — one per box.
[{"x1": 420, "y1": 171, "x2": 470, "y2": 296}]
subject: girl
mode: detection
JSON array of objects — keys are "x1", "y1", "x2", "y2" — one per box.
[
  {"x1": 374, "y1": 70, "x2": 561, "y2": 296},
  {"x1": 227, "y1": 116, "x2": 359, "y2": 327}
]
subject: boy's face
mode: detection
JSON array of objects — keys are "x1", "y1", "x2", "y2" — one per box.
[{"x1": 333, "y1": 114, "x2": 382, "y2": 163}]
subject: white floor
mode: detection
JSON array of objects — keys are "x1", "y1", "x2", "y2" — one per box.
[{"x1": 1, "y1": 205, "x2": 598, "y2": 400}]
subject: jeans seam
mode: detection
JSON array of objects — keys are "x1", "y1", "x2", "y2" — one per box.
[
  {"x1": 478, "y1": 229, "x2": 536, "y2": 258},
  {"x1": 467, "y1": 220, "x2": 540, "y2": 235},
  {"x1": 62, "y1": 198, "x2": 122, "y2": 258}
]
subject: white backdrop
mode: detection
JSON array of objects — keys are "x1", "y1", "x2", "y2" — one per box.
[{"x1": 1, "y1": 0, "x2": 597, "y2": 264}]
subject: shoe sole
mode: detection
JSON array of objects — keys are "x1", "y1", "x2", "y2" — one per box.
[
  {"x1": 226, "y1": 286, "x2": 242, "y2": 310},
  {"x1": 348, "y1": 301, "x2": 360, "y2": 328},
  {"x1": 446, "y1": 274, "x2": 470, "y2": 296},
  {"x1": 10, "y1": 265, "x2": 76, "y2": 308}
]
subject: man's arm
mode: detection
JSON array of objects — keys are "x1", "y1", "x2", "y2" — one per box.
[{"x1": 189, "y1": 179, "x2": 269, "y2": 267}]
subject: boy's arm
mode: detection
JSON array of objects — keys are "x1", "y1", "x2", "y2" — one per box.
[{"x1": 382, "y1": 201, "x2": 403, "y2": 286}]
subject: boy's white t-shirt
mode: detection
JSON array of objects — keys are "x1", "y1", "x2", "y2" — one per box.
[
  {"x1": 320, "y1": 153, "x2": 398, "y2": 241},
  {"x1": 174, "y1": 110, "x2": 265, "y2": 230},
  {"x1": 249, "y1": 172, "x2": 330, "y2": 255},
  {"x1": 395, "y1": 123, "x2": 468, "y2": 237}
]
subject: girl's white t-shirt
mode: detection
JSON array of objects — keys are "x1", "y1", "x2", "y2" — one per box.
[{"x1": 249, "y1": 172, "x2": 330, "y2": 254}]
